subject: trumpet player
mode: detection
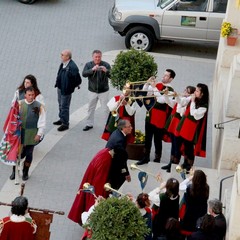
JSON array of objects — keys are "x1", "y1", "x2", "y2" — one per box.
[
  {"x1": 161, "y1": 86, "x2": 196, "y2": 173},
  {"x1": 101, "y1": 85, "x2": 137, "y2": 143},
  {"x1": 137, "y1": 69, "x2": 176, "y2": 165}
]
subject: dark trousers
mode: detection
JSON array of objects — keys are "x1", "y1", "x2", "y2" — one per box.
[
  {"x1": 170, "y1": 134, "x2": 183, "y2": 163},
  {"x1": 145, "y1": 121, "x2": 163, "y2": 158},
  {"x1": 182, "y1": 139, "x2": 195, "y2": 163},
  {"x1": 21, "y1": 145, "x2": 35, "y2": 164},
  {"x1": 57, "y1": 88, "x2": 72, "y2": 126}
]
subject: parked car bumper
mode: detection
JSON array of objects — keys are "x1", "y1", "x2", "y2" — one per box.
[{"x1": 108, "y1": 8, "x2": 128, "y2": 34}]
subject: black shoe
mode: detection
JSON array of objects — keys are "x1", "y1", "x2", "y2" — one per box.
[
  {"x1": 161, "y1": 163, "x2": 171, "y2": 170},
  {"x1": 57, "y1": 125, "x2": 69, "y2": 131},
  {"x1": 9, "y1": 166, "x2": 16, "y2": 180},
  {"x1": 22, "y1": 174, "x2": 29, "y2": 181},
  {"x1": 153, "y1": 158, "x2": 160, "y2": 163},
  {"x1": 53, "y1": 120, "x2": 62, "y2": 125},
  {"x1": 83, "y1": 126, "x2": 93, "y2": 131},
  {"x1": 136, "y1": 159, "x2": 149, "y2": 165}
]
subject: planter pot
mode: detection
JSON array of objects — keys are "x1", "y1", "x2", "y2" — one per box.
[
  {"x1": 227, "y1": 36, "x2": 238, "y2": 46},
  {"x1": 126, "y1": 143, "x2": 144, "y2": 160}
]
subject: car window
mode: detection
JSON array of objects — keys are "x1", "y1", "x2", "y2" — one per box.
[
  {"x1": 213, "y1": 0, "x2": 227, "y2": 13},
  {"x1": 170, "y1": 0, "x2": 208, "y2": 11},
  {"x1": 157, "y1": 0, "x2": 176, "y2": 8}
]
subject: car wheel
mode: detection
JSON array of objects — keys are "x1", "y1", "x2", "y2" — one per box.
[
  {"x1": 125, "y1": 27, "x2": 154, "y2": 51},
  {"x1": 18, "y1": 0, "x2": 36, "y2": 3}
]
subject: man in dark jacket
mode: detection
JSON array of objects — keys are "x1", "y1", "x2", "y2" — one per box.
[
  {"x1": 53, "y1": 49, "x2": 82, "y2": 131},
  {"x1": 82, "y1": 50, "x2": 111, "y2": 131}
]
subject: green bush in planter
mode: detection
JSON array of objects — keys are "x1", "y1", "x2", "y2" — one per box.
[
  {"x1": 110, "y1": 49, "x2": 158, "y2": 90},
  {"x1": 84, "y1": 197, "x2": 150, "y2": 240}
]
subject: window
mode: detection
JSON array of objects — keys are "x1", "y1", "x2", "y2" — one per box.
[
  {"x1": 213, "y1": 0, "x2": 227, "y2": 13},
  {"x1": 172, "y1": 0, "x2": 208, "y2": 12}
]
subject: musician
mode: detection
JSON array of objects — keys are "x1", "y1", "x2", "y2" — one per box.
[
  {"x1": 101, "y1": 86, "x2": 137, "y2": 143},
  {"x1": 162, "y1": 86, "x2": 196, "y2": 173},
  {"x1": 176, "y1": 83, "x2": 209, "y2": 171},
  {"x1": 68, "y1": 119, "x2": 132, "y2": 226},
  {"x1": 137, "y1": 70, "x2": 176, "y2": 165},
  {"x1": 0, "y1": 196, "x2": 37, "y2": 240}
]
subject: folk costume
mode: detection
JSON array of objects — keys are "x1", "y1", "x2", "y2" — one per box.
[
  {"x1": 0, "y1": 214, "x2": 37, "y2": 240},
  {"x1": 68, "y1": 129, "x2": 129, "y2": 225},
  {"x1": 138, "y1": 82, "x2": 174, "y2": 165},
  {"x1": 139, "y1": 207, "x2": 152, "y2": 240},
  {"x1": 177, "y1": 100, "x2": 208, "y2": 170},
  {"x1": 18, "y1": 99, "x2": 46, "y2": 180},
  {"x1": 68, "y1": 148, "x2": 113, "y2": 226},
  {"x1": 162, "y1": 95, "x2": 191, "y2": 172},
  {"x1": 152, "y1": 192, "x2": 179, "y2": 239},
  {"x1": 102, "y1": 95, "x2": 137, "y2": 143},
  {"x1": 180, "y1": 184, "x2": 208, "y2": 235}
]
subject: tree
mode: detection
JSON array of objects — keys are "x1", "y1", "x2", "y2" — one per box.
[
  {"x1": 84, "y1": 197, "x2": 150, "y2": 240},
  {"x1": 110, "y1": 49, "x2": 158, "y2": 90}
]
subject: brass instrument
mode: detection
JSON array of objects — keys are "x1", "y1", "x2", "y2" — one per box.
[
  {"x1": 175, "y1": 165, "x2": 187, "y2": 174},
  {"x1": 104, "y1": 183, "x2": 125, "y2": 197},
  {"x1": 77, "y1": 182, "x2": 98, "y2": 199},
  {"x1": 125, "y1": 80, "x2": 148, "y2": 87},
  {"x1": 130, "y1": 163, "x2": 162, "y2": 182}
]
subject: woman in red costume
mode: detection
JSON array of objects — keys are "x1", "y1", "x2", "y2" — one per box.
[{"x1": 177, "y1": 83, "x2": 209, "y2": 172}]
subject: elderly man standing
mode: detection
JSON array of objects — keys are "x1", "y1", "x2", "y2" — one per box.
[
  {"x1": 82, "y1": 50, "x2": 111, "y2": 131},
  {"x1": 53, "y1": 49, "x2": 82, "y2": 131}
]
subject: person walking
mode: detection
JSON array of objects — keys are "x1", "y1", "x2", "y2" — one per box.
[
  {"x1": 53, "y1": 49, "x2": 82, "y2": 131},
  {"x1": 82, "y1": 50, "x2": 111, "y2": 131},
  {"x1": 137, "y1": 70, "x2": 176, "y2": 165},
  {"x1": 9, "y1": 87, "x2": 46, "y2": 181}
]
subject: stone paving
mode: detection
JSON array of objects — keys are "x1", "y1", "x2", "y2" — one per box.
[{"x1": 0, "y1": 1, "x2": 233, "y2": 239}]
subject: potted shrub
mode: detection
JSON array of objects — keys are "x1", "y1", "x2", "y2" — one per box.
[
  {"x1": 221, "y1": 21, "x2": 238, "y2": 46},
  {"x1": 126, "y1": 130, "x2": 145, "y2": 160},
  {"x1": 83, "y1": 197, "x2": 150, "y2": 240},
  {"x1": 110, "y1": 49, "x2": 158, "y2": 90}
]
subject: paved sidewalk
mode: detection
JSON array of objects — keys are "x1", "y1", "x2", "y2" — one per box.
[{"x1": 0, "y1": 51, "x2": 234, "y2": 240}]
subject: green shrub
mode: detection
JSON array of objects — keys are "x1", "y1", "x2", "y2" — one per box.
[
  {"x1": 110, "y1": 49, "x2": 158, "y2": 90},
  {"x1": 84, "y1": 197, "x2": 149, "y2": 240}
]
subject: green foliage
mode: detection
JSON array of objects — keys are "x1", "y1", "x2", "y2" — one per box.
[
  {"x1": 84, "y1": 197, "x2": 149, "y2": 240},
  {"x1": 110, "y1": 49, "x2": 158, "y2": 90}
]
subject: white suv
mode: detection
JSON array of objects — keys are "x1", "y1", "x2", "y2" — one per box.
[{"x1": 109, "y1": 0, "x2": 227, "y2": 51}]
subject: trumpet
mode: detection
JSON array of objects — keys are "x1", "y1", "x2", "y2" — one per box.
[
  {"x1": 130, "y1": 163, "x2": 162, "y2": 182},
  {"x1": 77, "y1": 182, "x2": 98, "y2": 199},
  {"x1": 104, "y1": 183, "x2": 125, "y2": 197},
  {"x1": 125, "y1": 80, "x2": 148, "y2": 87},
  {"x1": 175, "y1": 165, "x2": 187, "y2": 174}
]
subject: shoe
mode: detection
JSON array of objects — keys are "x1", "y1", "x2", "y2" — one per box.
[
  {"x1": 53, "y1": 120, "x2": 62, "y2": 125},
  {"x1": 161, "y1": 163, "x2": 171, "y2": 170},
  {"x1": 83, "y1": 126, "x2": 93, "y2": 131},
  {"x1": 57, "y1": 125, "x2": 69, "y2": 131},
  {"x1": 136, "y1": 159, "x2": 150, "y2": 165},
  {"x1": 153, "y1": 158, "x2": 161, "y2": 163},
  {"x1": 9, "y1": 166, "x2": 16, "y2": 180}
]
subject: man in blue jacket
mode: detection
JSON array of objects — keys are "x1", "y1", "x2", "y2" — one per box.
[{"x1": 53, "y1": 49, "x2": 82, "y2": 131}]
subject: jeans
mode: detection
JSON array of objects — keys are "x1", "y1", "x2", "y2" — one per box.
[{"x1": 57, "y1": 88, "x2": 72, "y2": 126}]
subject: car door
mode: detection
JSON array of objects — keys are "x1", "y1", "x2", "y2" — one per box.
[
  {"x1": 206, "y1": 0, "x2": 227, "y2": 40},
  {"x1": 160, "y1": 0, "x2": 210, "y2": 40}
]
